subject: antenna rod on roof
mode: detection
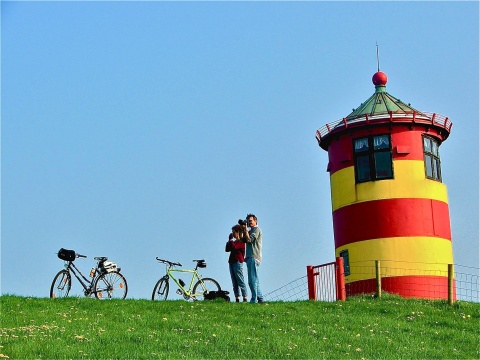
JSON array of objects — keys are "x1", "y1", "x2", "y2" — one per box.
[{"x1": 376, "y1": 42, "x2": 380, "y2": 71}]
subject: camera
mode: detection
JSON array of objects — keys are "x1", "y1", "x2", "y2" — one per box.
[{"x1": 238, "y1": 219, "x2": 247, "y2": 226}]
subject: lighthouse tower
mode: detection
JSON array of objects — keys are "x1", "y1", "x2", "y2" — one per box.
[{"x1": 315, "y1": 69, "x2": 454, "y2": 299}]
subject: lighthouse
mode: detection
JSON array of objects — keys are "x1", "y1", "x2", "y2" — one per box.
[{"x1": 315, "y1": 68, "x2": 454, "y2": 299}]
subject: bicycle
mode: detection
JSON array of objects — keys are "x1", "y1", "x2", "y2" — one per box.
[
  {"x1": 152, "y1": 257, "x2": 221, "y2": 301},
  {"x1": 50, "y1": 248, "x2": 128, "y2": 300}
]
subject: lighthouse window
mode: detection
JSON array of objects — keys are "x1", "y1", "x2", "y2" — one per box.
[
  {"x1": 339, "y1": 250, "x2": 350, "y2": 276},
  {"x1": 353, "y1": 135, "x2": 393, "y2": 183},
  {"x1": 423, "y1": 136, "x2": 442, "y2": 181}
]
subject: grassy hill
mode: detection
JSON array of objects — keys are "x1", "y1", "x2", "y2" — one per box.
[{"x1": 1, "y1": 294, "x2": 478, "y2": 359}]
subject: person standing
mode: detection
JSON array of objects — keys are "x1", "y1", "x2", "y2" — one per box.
[
  {"x1": 241, "y1": 213, "x2": 264, "y2": 303},
  {"x1": 225, "y1": 225, "x2": 248, "y2": 302}
]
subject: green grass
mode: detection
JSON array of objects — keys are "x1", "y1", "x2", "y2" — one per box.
[{"x1": 1, "y1": 294, "x2": 478, "y2": 359}]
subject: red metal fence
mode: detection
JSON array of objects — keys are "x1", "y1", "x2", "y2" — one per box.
[
  {"x1": 307, "y1": 257, "x2": 346, "y2": 302},
  {"x1": 306, "y1": 259, "x2": 479, "y2": 304},
  {"x1": 263, "y1": 260, "x2": 478, "y2": 303}
]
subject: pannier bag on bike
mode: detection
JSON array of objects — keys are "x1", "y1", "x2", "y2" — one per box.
[
  {"x1": 58, "y1": 248, "x2": 76, "y2": 262},
  {"x1": 204, "y1": 290, "x2": 230, "y2": 302},
  {"x1": 100, "y1": 261, "x2": 118, "y2": 274}
]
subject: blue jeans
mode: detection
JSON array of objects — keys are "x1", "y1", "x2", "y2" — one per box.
[
  {"x1": 246, "y1": 257, "x2": 263, "y2": 303},
  {"x1": 229, "y1": 262, "x2": 247, "y2": 298}
]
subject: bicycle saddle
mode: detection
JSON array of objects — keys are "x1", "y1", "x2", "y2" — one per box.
[
  {"x1": 195, "y1": 259, "x2": 207, "y2": 268},
  {"x1": 94, "y1": 256, "x2": 108, "y2": 262}
]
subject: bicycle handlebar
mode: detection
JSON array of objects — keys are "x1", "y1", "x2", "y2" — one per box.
[{"x1": 156, "y1": 257, "x2": 182, "y2": 267}]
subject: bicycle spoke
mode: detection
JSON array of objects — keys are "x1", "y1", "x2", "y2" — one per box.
[
  {"x1": 152, "y1": 278, "x2": 169, "y2": 301},
  {"x1": 192, "y1": 278, "x2": 221, "y2": 300},
  {"x1": 95, "y1": 272, "x2": 128, "y2": 300},
  {"x1": 50, "y1": 270, "x2": 71, "y2": 298}
]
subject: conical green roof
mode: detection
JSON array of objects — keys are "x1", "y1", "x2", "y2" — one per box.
[{"x1": 346, "y1": 72, "x2": 429, "y2": 119}]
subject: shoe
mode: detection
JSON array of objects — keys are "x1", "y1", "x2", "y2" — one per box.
[
  {"x1": 257, "y1": 298, "x2": 264, "y2": 303},
  {"x1": 236, "y1": 298, "x2": 240, "y2": 303},
  {"x1": 243, "y1": 297, "x2": 248, "y2": 302}
]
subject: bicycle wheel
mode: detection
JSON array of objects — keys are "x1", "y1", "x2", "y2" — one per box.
[
  {"x1": 94, "y1": 271, "x2": 128, "y2": 300},
  {"x1": 152, "y1": 277, "x2": 169, "y2": 301},
  {"x1": 50, "y1": 270, "x2": 71, "y2": 298},
  {"x1": 192, "y1": 277, "x2": 221, "y2": 300}
]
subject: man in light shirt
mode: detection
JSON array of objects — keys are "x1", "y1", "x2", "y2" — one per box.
[{"x1": 241, "y1": 213, "x2": 264, "y2": 303}]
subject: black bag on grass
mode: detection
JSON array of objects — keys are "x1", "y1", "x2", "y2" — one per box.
[{"x1": 204, "y1": 290, "x2": 230, "y2": 302}]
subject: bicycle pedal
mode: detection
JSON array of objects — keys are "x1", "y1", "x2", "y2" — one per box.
[{"x1": 176, "y1": 289, "x2": 183, "y2": 296}]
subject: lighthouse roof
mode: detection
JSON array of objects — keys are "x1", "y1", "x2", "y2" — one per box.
[
  {"x1": 346, "y1": 71, "x2": 429, "y2": 119},
  {"x1": 315, "y1": 70, "x2": 453, "y2": 150}
]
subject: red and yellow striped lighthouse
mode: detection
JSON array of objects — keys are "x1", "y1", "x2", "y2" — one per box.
[{"x1": 316, "y1": 70, "x2": 455, "y2": 299}]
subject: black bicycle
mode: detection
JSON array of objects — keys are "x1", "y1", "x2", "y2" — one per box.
[
  {"x1": 50, "y1": 248, "x2": 128, "y2": 300},
  {"x1": 152, "y1": 258, "x2": 220, "y2": 301}
]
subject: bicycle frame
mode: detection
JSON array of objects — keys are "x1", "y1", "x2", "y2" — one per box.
[
  {"x1": 64, "y1": 261, "x2": 99, "y2": 296},
  {"x1": 166, "y1": 267, "x2": 201, "y2": 296}
]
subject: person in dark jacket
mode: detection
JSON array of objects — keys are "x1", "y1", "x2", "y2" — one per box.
[{"x1": 225, "y1": 225, "x2": 248, "y2": 302}]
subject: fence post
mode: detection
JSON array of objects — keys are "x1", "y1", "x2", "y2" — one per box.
[
  {"x1": 375, "y1": 260, "x2": 382, "y2": 298},
  {"x1": 307, "y1": 266, "x2": 317, "y2": 301},
  {"x1": 448, "y1": 264, "x2": 454, "y2": 305},
  {"x1": 335, "y1": 257, "x2": 346, "y2": 301}
]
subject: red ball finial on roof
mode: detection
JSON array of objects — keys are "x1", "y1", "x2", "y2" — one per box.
[{"x1": 372, "y1": 71, "x2": 388, "y2": 86}]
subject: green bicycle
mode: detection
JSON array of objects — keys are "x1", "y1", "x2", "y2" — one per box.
[{"x1": 152, "y1": 257, "x2": 220, "y2": 301}]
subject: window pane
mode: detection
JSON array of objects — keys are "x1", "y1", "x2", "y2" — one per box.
[
  {"x1": 432, "y1": 141, "x2": 438, "y2": 156},
  {"x1": 374, "y1": 152, "x2": 393, "y2": 178},
  {"x1": 354, "y1": 138, "x2": 369, "y2": 153},
  {"x1": 374, "y1": 135, "x2": 390, "y2": 150},
  {"x1": 432, "y1": 158, "x2": 438, "y2": 179},
  {"x1": 423, "y1": 137, "x2": 432, "y2": 153},
  {"x1": 435, "y1": 159, "x2": 442, "y2": 180},
  {"x1": 356, "y1": 155, "x2": 371, "y2": 181},
  {"x1": 425, "y1": 154, "x2": 433, "y2": 178}
]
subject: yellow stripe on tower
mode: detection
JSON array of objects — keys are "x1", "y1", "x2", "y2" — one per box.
[
  {"x1": 330, "y1": 160, "x2": 449, "y2": 211},
  {"x1": 335, "y1": 237, "x2": 454, "y2": 282}
]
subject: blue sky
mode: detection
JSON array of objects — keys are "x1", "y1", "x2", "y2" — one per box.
[{"x1": 2, "y1": 1, "x2": 478, "y2": 300}]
